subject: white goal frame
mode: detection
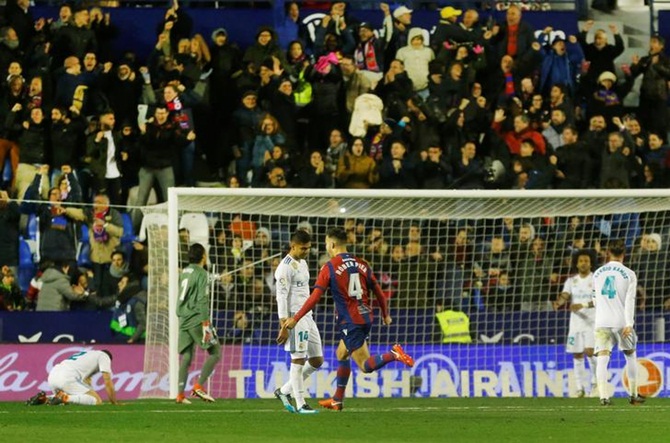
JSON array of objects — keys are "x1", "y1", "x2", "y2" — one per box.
[{"x1": 165, "y1": 187, "x2": 670, "y2": 398}]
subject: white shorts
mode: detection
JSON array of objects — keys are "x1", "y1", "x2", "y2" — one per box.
[
  {"x1": 285, "y1": 315, "x2": 322, "y2": 359},
  {"x1": 566, "y1": 328, "x2": 595, "y2": 353},
  {"x1": 594, "y1": 327, "x2": 637, "y2": 354},
  {"x1": 48, "y1": 367, "x2": 92, "y2": 395}
]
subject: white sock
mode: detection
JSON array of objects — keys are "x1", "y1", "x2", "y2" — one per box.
[
  {"x1": 597, "y1": 355, "x2": 610, "y2": 399},
  {"x1": 624, "y1": 352, "x2": 638, "y2": 397},
  {"x1": 280, "y1": 377, "x2": 292, "y2": 396},
  {"x1": 290, "y1": 363, "x2": 306, "y2": 409},
  {"x1": 302, "y1": 362, "x2": 318, "y2": 381},
  {"x1": 587, "y1": 355, "x2": 597, "y2": 386},
  {"x1": 573, "y1": 357, "x2": 585, "y2": 391},
  {"x1": 68, "y1": 394, "x2": 98, "y2": 405}
]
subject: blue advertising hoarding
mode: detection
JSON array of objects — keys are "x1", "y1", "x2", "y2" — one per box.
[{"x1": 234, "y1": 343, "x2": 669, "y2": 399}]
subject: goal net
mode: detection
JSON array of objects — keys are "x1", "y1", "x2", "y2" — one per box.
[{"x1": 141, "y1": 188, "x2": 670, "y2": 399}]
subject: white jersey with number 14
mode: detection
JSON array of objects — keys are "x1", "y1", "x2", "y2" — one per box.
[
  {"x1": 592, "y1": 260, "x2": 637, "y2": 329},
  {"x1": 275, "y1": 255, "x2": 311, "y2": 319}
]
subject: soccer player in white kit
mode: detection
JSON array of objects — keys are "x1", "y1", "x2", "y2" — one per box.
[
  {"x1": 592, "y1": 239, "x2": 645, "y2": 406},
  {"x1": 47, "y1": 349, "x2": 119, "y2": 405},
  {"x1": 273, "y1": 229, "x2": 323, "y2": 414},
  {"x1": 553, "y1": 251, "x2": 597, "y2": 397}
]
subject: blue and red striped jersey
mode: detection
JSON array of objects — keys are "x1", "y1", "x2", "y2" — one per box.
[{"x1": 294, "y1": 253, "x2": 389, "y2": 326}]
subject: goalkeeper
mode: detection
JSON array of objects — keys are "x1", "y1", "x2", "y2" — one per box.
[{"x1": 176, "y1": 243, "x2": 221, "y2": 404}]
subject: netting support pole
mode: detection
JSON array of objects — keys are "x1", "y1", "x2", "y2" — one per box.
[{"x1": 168, "y1": 187, "x2": 180, "y2": 399}]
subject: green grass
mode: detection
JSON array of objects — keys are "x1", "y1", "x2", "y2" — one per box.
[{"x1": 4, "y1": 397, "x2": 669, "y2": 443}]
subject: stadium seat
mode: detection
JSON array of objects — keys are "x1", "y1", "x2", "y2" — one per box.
[
  {"x1": 18, "y1": 238, "x2": 36, "y2": 292},
  {"x1": 120, "y1": 212, "x2": 135, "y2": 243},
  {"x1": 26, "y1": 213, "x2": 38, "y2": 240},
  {"x1": 180, "y1": 212, "x2": 210, "y2": 248},
  {"x1": 77, "y1": 242, "x2": 92, "y2": 268},
  {"x1": 80, "y1": 224, "x2": 90, "y2": 243},
  {"x1": 1, "y1": 157, "x2": 11, "y2": 187}
]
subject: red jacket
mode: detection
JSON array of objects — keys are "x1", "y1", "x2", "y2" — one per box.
[{"x1": 492, "y1": 122, "x2": 547, "y2": 155}]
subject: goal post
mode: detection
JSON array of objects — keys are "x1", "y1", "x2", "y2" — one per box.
[{"x1": 142, "y1": 188, "x2": 670, "y2": 400}]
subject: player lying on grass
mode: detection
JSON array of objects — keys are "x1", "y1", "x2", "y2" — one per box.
[
  {"x1": 278, "y1": 227, "x2": 414, "y2": 411},
  {"x1": 27, "y1": 349, "x2": 120, "y2": 406}
]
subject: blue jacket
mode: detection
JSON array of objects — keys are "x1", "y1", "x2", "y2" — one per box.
[{"x1": 539, "y1": 37, "x2": 584, "y2": 95}]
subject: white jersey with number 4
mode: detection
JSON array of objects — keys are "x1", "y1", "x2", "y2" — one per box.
[
  {"x1": 53, "y1": 350, "x2": 113, "y2": 378},
  {"x1": 593, "y1": 260, "x2": 637, "y2": 329},
  {"x1": 562, "y1": 272, "x2": 595, "y2": 332},
  {"x1": 275, "y1": 255, "x2": 311, "y2": 319}
]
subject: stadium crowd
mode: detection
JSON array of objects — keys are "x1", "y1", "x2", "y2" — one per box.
[{"x1": 0, "y1": 0, "x2": 669, "y2": 344}]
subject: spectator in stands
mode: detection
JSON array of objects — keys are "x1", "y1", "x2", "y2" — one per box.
[
  {"x1": 89, "y1": 7, "x2": 117, "y2": 63},
  {"x1": 6, "y1": 104, "x2": 48, "y2": 200},
  {"x1": 232, "y1": 90, "x2": 263, "y2": 186},
  {"x1": 307, "y1": 51, "x2": 344, "y2": 149},
  {"x1": 141, "y1": 81, "x2": 200, "y2": 186},
  {"x1": 136, "y1": 105, "x2": 193, "y2": 207},
  {"x1": 100, "y1": 57, "x2": 143, "y2": 129},
  {"x1": 335, "y1": 137, "x2": 379, "y2": 189},
  {"x1": 631, "y1": 233, "x2": 669, "y2": 311},
  {"x1": 538, "y1": 31, "x2": 584, "y2": 97},
  {"x1": 578, "y1": 22, "x2": 624, "y2": 98},
  {"x1": 554, "y1": 125, "x2": 592, "y2": 189},
  {"x1": 68, "y1": 194, "x2": 124, "y2": 298},
  {"x1": 85, "y1": 110, "x2": 125, "y2": 205},
  {"x1": 0, "y1": 27, "x2": 24, "y2": 78},
  {"x1": 430, "y1": 6, "x2": 466, "y2": 53},
  {"x1": 208, "y1": 27, "x2": 242, "y2": 178},
  {"x1": 0, "y1": 267, "x2": 23, "y2": 311},
  {"x1": 511, "y1": 139, "x2": 555, "y2": 189},
  {"x1": 600, "y1": 131, "x2": 637, "y2": 188},
  {"x1": 244, "y1": 27, "x2": 287, "y2": 72},
  {"x1": 630, "y1": 35, "x2": 670, "y2": 139},
  {"x1": 225, "y1": 310, "x2": 257, "y2": 344},
  {"x1": 35, "y1": 261, "x2": 86, "y2": 311},
  {"x1": 542, "y1": 108, "x2": 568, "y2": 150},
  {"x1": 492, "y1": 110, "x2": 547, "y2": 156},
  {"x1": 517, "y1": 236, "x2": 554, "y2": 312},
  {"x1": 417, "y1": 145, "x2": 451, "y2": 189},
  {"x1": 50, "y1": 3, "x2": 72, "y2": 32},
  {"x1": 402, "y1": 237, "x2": 433, "y2": 307},
  {"x1": 22, "y1": 166, "x2": 82, "y2": 264},
  {"x1": 313, "y1": 13, "x2": 355, "y2": 59},
  {"x1": 378, "y1": 140, "x2": 417, "y2": 189},
  {"x1": 354, "y1": 22, "x2": 385, "y2": 85},
  {"x1": 476, "y1": 235, "x2": 511, "y2": 286},
  {"x1": 486, "y1": 270, "x2": 518, "y2": 311},
  {"x1": 396, "y1": 28, "x2": 434, "y2": 96},
  {"x1": 294, "y1": 150, "x2": 332, "y2": 188},
  {"x1": 50, "y1": 106, "x2": 87, "y2": 182},
  {"x1": 251, "y1": 114, "x2": 286, "y2": 186},
  {"x1": 383, "y1": 4, "x2": 412, "y2": 63},
  {"x1": 340, "y1": 54, "x2": 372, "y2": 115},
  {"x1": 52, "y1": 7, "x2": 97, "y2": 68},
  {"x1": 490, "y1": 5, "x2": 537, "y2": 62},
  {"x1": 587, "y1": 71, "x2": 625, "y2": 126},
  {"x1": 324, "y1": 128, "x2": 347, "y2": 178},
  {"x1": 642, "y1": 132, "x2": 670, "y2": 169},
  {"x1": 108, "y1": 250, "x2": 129, "y2": 296},
  {"x1": 452, "y1": 141, "x2": 485, "y2": 189},
  {"x1": 0, "y1": 191, "x2": 19, "y2": 277},
  {"x1": 111, "y1": 274, "x2": 147, "y2": 343}
]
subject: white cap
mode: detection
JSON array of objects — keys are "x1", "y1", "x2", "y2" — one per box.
[{"x1": 393, "y1": 6, "x2": 413, "y2": 19}]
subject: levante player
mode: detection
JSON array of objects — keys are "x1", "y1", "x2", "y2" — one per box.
[{"x1": 279, "y1": 227, "x2": 414, "y2": 411}]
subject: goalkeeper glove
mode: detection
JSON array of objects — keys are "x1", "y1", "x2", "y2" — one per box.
[{"x1": 202, "y1": 320, "x2": 214, "y2": 345}]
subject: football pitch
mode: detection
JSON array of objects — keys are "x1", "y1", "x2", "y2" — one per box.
[{"x1": 6, "y1": 397, "x2": 669, "y2": 443}]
